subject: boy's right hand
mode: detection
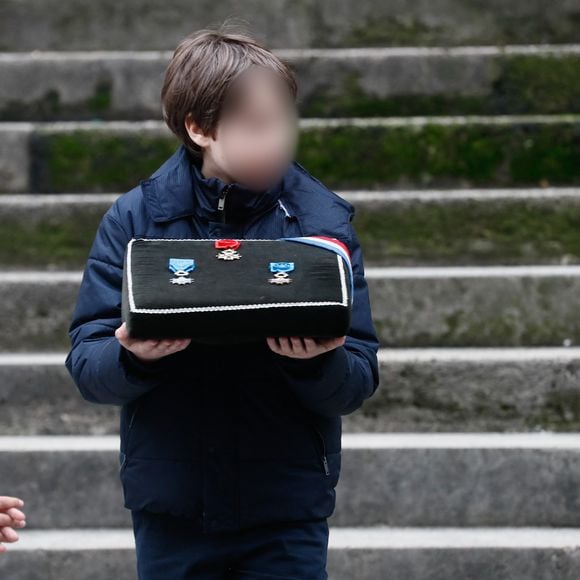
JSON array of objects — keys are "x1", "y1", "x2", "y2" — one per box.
[{"x1": 115, "y1": 322, "x2": 191, "y2": 364}]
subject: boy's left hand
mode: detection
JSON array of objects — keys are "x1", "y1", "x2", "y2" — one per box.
[{"x1": 266, "y1": 336, "x2": 346, "y2": 359}]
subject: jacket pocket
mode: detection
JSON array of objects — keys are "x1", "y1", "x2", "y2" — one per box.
[
  {"x1": 308, "y1": 422, "x2": 330, "y2": 476},
  {"x1": 123, "y1": 399, "x2": 142, "y2": 456},
  {"x1": 119, "y1": 451, "x2": 128, "y2": 478},
  {"x1": 129, "y1": 399, "x2": 141, "y2": 430}
]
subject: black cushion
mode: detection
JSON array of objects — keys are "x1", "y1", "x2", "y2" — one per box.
[{"x1": 122, "y1": 237, "x2": 353, "y2": 343}]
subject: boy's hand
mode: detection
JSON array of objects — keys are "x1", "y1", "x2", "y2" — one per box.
[
  {"x1": 0, "y1": 496, "x2": 26, "y2": 553},
  {"x1": 115, "y1": 322, "x2": 191, "y2": 363},
  {"x1": 266, "y1": 336, "x2": 346, "y2": 359}
]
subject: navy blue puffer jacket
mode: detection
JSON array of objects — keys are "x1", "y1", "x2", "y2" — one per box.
[{"x1": 65, "y1": 145, "x2": 380, "y2": 534}]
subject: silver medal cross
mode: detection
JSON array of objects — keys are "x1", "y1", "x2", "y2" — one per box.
[{"x1": 216, "y1": 248, "x2": 241, "y2": 260}]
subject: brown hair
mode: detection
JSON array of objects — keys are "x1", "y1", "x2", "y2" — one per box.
[{"x1": 161, "y1": 26, "x2": 298, "y2": 156}]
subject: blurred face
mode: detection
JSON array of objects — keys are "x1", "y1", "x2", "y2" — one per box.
[{"x1": 188, "y1": 66, "x2": 299, "y2": 190}]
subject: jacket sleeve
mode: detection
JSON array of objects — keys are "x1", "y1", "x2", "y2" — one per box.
[
  {"x1": 64, "y1": 203, "x2": 175, "y2": 406},
  {"x1": 270, "y1": 213, "x2": 381, "y2": 417}
]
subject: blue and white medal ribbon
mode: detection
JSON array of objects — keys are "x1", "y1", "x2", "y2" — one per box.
[
  {"x1": 268, "y1": 261, "x2": 294, "y2": 285},
  {"x1": 169, "y1": 258, "x2": 196, "y2": 285}
]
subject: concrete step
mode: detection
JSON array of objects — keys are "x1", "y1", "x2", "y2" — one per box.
[
  {"x1": 0, "y1": 0, "x2": 578, "y2": 51},
  {"x1": 366, "y1": 265, "x2": 580, "y2": 347},
  {"x1": 2, "y1": 115, "x2": 579, "y2": 193},
  {"x1": 4, "y1": 265, "x2": 580, "y2": 350},
  {"x1": 3, "y1": 348, "x2": 580, "y2": 436},
  {"x1": 3, "y1": 188, "x2": 580, "y2": 270},
  {"x1": 350, "y1": 187, "x2": 580, "y2": 267},
  {"x1": 0, "y1": 353, "x2": 118, "y2": 436},
  {"x1": 331, "y1": 433, "x2": 580, "y2": 527},
  {"x1": 3, "y1": 434, "x2": 580, "y2": 528},
  {"x1": 0, "y1": 194, "x2": 116, "y2": 270},
  {"x1": 1, "y1": 46, "x2": 579, "y2": 121},
  {"x1": 362, "y1": 347, "x2": 580, "y2": 432},
  {"x1": 5, "y1": 527, "x2": 580, "y2": 580},
  {"x1": 0, "y1": 272, "x2": 80, "y2": 351}
]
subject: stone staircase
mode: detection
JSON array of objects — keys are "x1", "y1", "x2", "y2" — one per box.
[{"x1": 1, "y1": 1, "x2": 580, "y2": 578}]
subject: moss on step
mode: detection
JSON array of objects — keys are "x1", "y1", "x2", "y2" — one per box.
[
  {"x1": 525, "y1": 386, "x2": 580, "y2": 431},
  {"x1": 0, "y1": 81, "x2": 114, "y2": 122},
  {"x1": 301, "y1": 55, "x2": 580, "y2": 117},
  {"x1": 491, "y1": 55, "x2": 580, "y2": 115},
  {"x1": 340, "y1": 16, "x2": 443, "y2": 48},
  {"x1": 6, "y1": 194, "x2": 580, "y2": 269},
  {"x1": 2, "y1": 55, "x2": 577, "y2": 121},
  {"x1": 352, "y1": 198, "x2": 580, "y2": 266},
  {"x1": 28, "y1": 120, "x2": 580, "y2": 192},
  {"x1": 298, "y1": 121, "x2": 580, "y2": 189},
  {"x1": 336, "y1": 13, "x2": 580, "y2": 47},
  {"x1": 0, "y1": 216, "x2": 101, "y2": 269},
  {"x1": 32, "y1": 131, "x2": 178, "y2": 192}
]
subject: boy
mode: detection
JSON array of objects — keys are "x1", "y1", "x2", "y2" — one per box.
[
  {"x1": 0, "y1": 496, "x2": 26, "y2": 553},
  {"x1": 65, "y1": 28, "x2": 380, "y2": 580}
]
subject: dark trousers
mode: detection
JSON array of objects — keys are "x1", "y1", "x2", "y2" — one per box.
[{"x1": 131, "y1": 509, "x2": 330, "y2": 579}]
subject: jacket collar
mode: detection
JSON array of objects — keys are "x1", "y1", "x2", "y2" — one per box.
[{"x1": 140, "y1": 145, "x2": 287, "y2": 224}]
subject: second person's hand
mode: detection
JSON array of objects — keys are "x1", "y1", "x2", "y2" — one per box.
[{"x1": 0, "y1": 496, "x2": 26, "y2": 554}]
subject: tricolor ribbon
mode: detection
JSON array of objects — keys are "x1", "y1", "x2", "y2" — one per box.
[{"x1": 278, "y1": 236, "x2": 354, "y2": 302}]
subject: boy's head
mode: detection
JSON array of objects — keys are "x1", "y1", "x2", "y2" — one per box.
[{"x1": 161, "y1": 28, "x2": 299, "y2": 191}]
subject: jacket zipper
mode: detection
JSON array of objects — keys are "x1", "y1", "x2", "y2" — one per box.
[
  {"x1": 313, "y1": 425, "x2": 330, "y2": 476},
  {"x1": 217, "y1": 184, "x2": 233, "y2": 224}
]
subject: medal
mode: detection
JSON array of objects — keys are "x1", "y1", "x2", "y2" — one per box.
[
  {"x1": 168, "y1": 257, "x2": 195, "y2": 285},
  {"x1": 215, "y1": 239, "x2": 242, "y2": 260},
  {"x1": 268, "y1": 262, "x2": 294, "y2": 284}
]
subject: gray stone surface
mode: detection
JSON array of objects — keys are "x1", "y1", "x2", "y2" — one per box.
[
  {"x1": 1, "y1": 47, "x2": 577, "y2": 120},
  {"x1": 0, "y1": 272, "x2": 80, "y2": 351},
  {"x1": 2, "y1": 116, "x2": 579, "y2": 192},
  {"x1": 346, "y1": 188, "x2": 580, "y2": 267},
  {"x1": 0, "y1": 194, "x2": 116, "y2": 270},
  {"x1": 4, "y1": 267, "x2": 580, "y2": 350},
  {"x1": 0, "y1": 123, "x2": 31, "y2": 193},
  {"x1": 0, "y1": 550, "x2": 137, "y2": 580},
  {"x1": 3, "y1": 439, "x2": 580, "y2": 528},
  {"x1": 0, "y1": 357, "x2": 120, "y2": 435},
  {"x1": 5, "y1": 189, "x2": 580, "y2": 269},
  {"x1": 352, "y1": 348, "x2": 580, "y2": 432},
  {"x1": 0, "y1": 447, "x2": 129, "y2": 528},
  {"x1": 331, "y1": 442, "x2": 580, "y2": 527},
  {"x1": 0, "y1": 53, "x2": 167, "y2": 121},
  {"x1": 1, "y1": 3, "x2": 580, "y2": 574},
  {"x1": 328, "y1": 545, "x2": 580, "y2": 580},
  {"x1": 0, "y1": 0, "x2": 578, "y2": 50},
  {"x1": 4, "y1": 528, "x2": 580, "y2": 579},
  {"x1": 4, "y1": 349, "x2": 580, "y2": 435},
  {"x1": 367, "y1": 266, "x2": 580, "y2": 347}
]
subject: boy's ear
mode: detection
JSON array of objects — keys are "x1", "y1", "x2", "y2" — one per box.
[{"x1": 184, "y1": 113, "x2": 213, "y2": 149}]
